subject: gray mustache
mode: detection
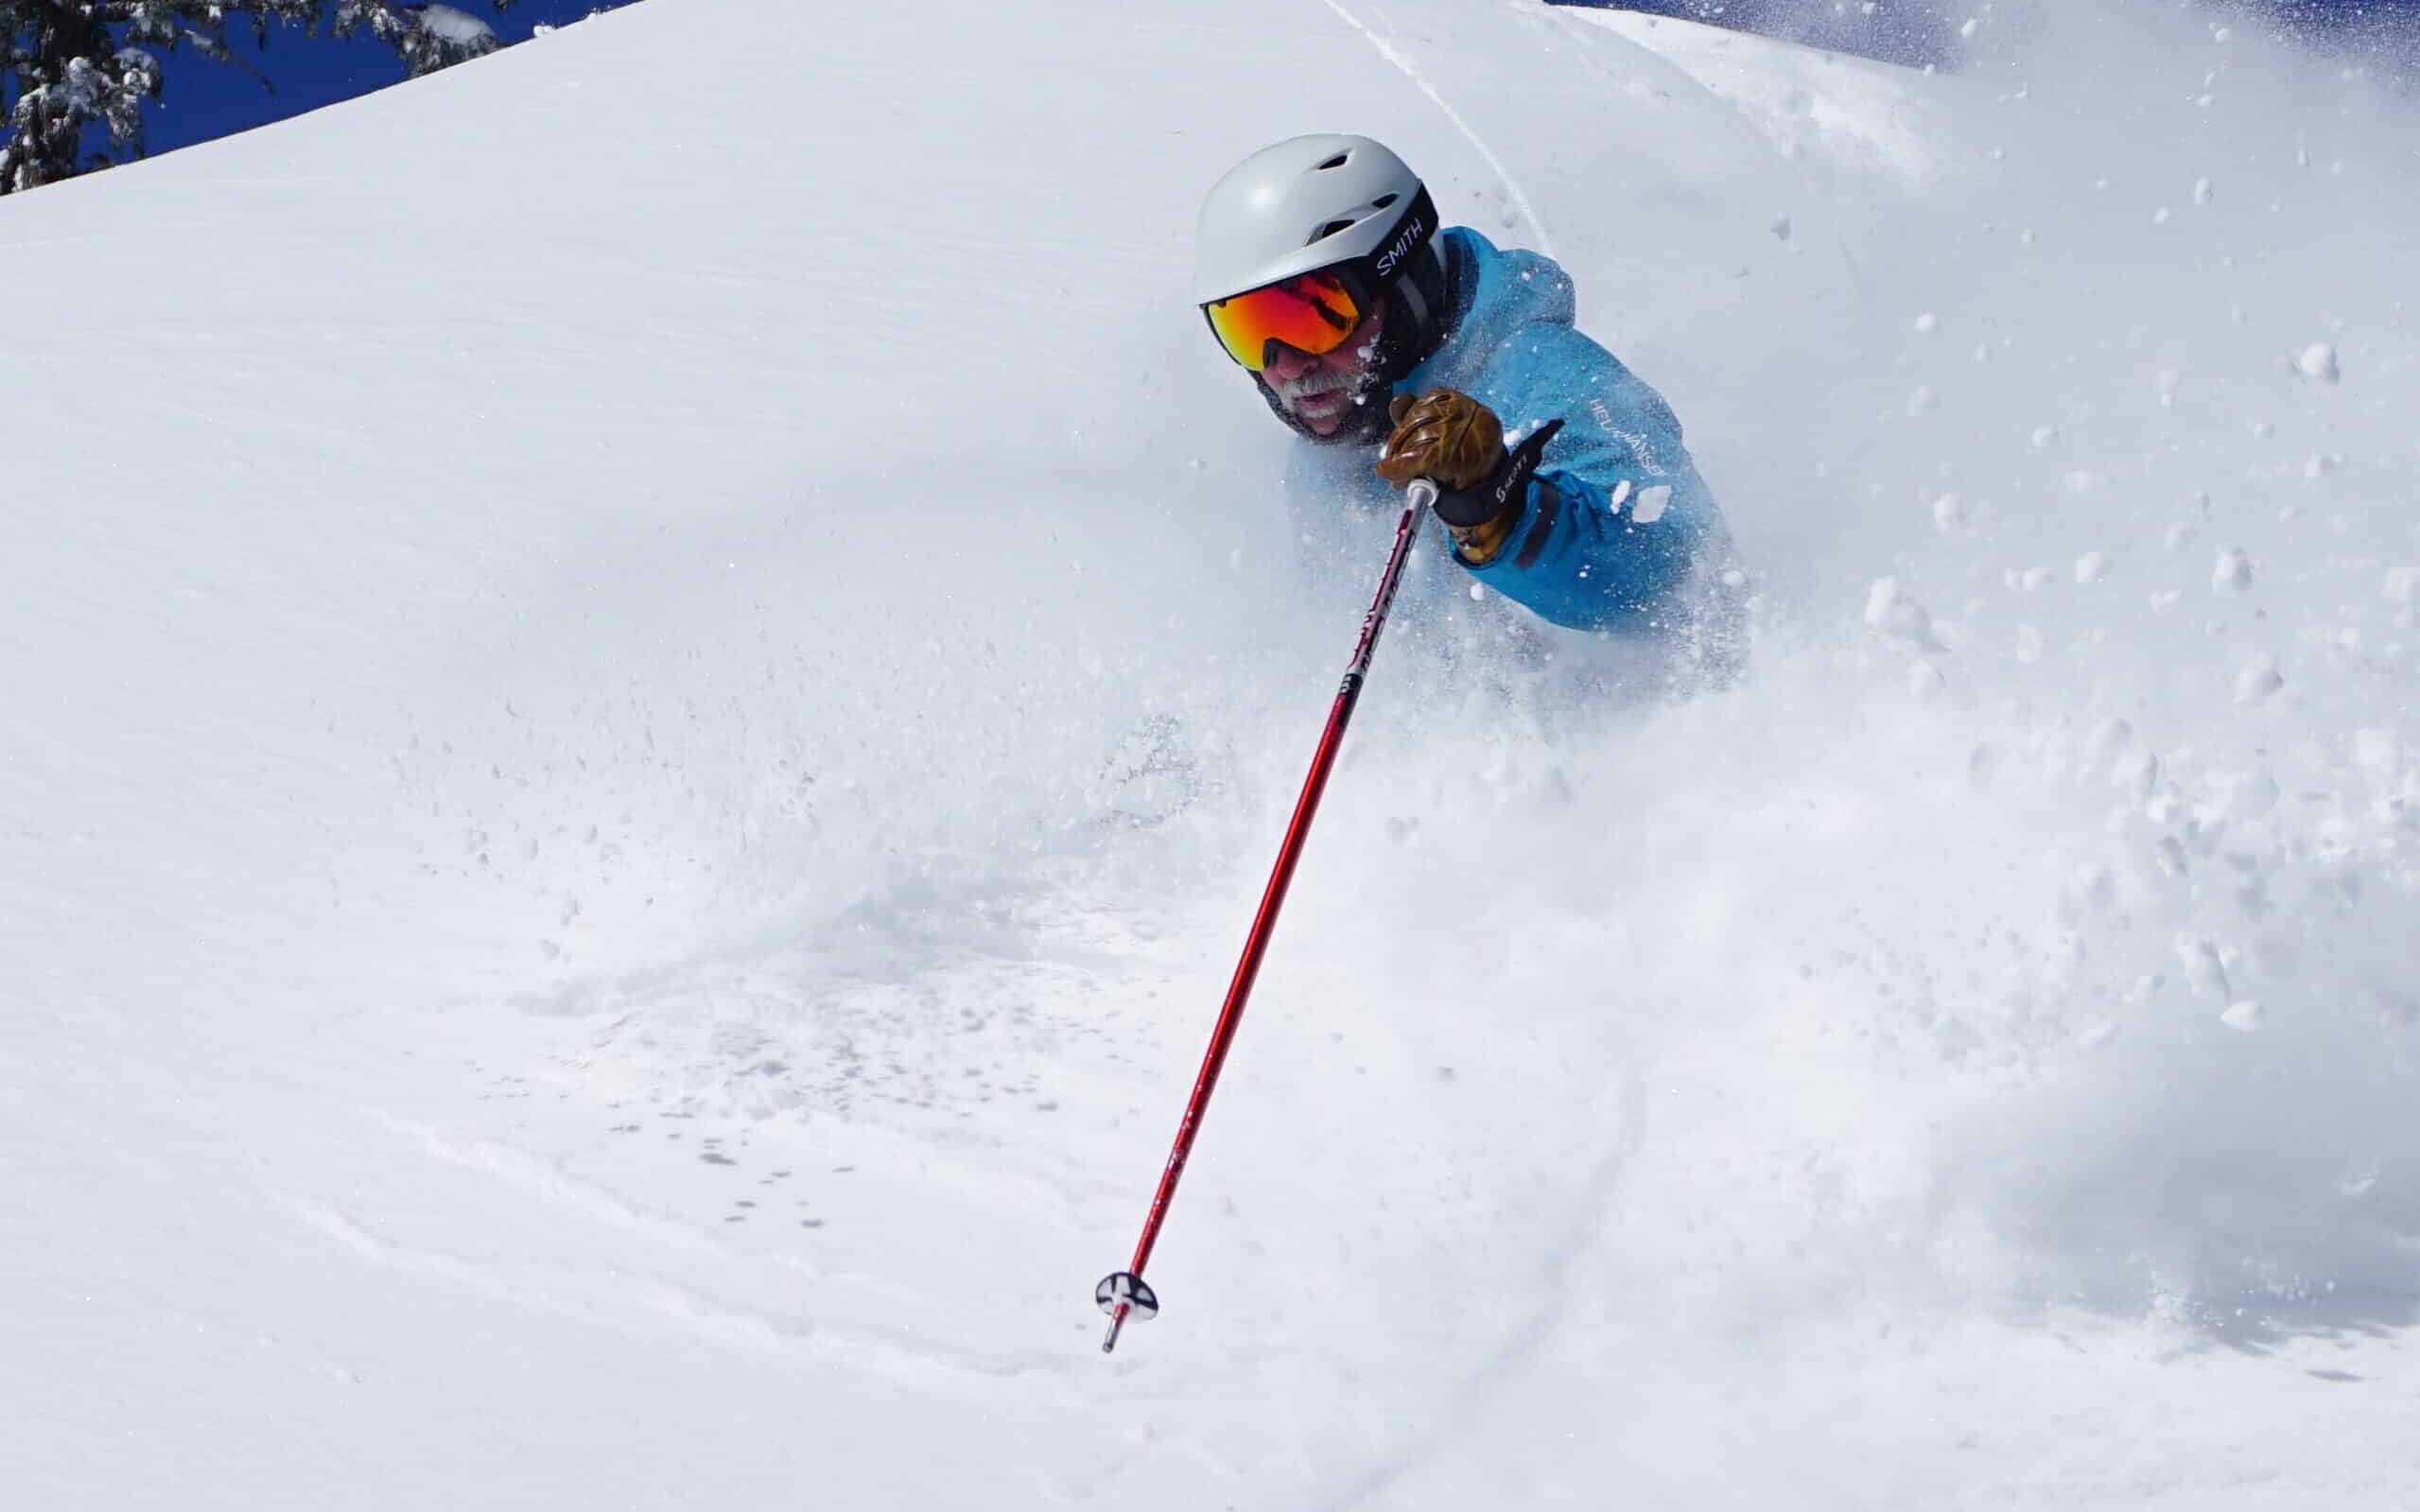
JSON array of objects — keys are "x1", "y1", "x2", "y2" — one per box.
[{"x1": 1275, "y1": 373, "x2": 1363, "y2": 403}]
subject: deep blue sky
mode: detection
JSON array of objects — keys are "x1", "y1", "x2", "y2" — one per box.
[
  {"x1": 140, "y1": 2, "x2": 637, "y2": 158},
  {"x1": 131, "y1": 0, "x2": 2419, "y2": 163}
]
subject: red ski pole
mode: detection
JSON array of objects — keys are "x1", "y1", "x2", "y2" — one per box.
[{"x1": 1095, "y1": 478, "x2": 1437, "y2": 1354}]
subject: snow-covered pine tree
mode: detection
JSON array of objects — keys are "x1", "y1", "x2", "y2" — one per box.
[{"x1": 0, "y1": 2, "x2": 511, "y2": 194}]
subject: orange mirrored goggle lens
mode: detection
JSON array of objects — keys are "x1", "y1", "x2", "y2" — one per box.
[{"x1": 1203, "y1": 272, "x2": 1364, "y2": 372}]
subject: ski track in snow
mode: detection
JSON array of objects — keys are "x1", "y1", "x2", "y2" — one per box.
[
  {"x1": 1324, "y1": 1069, "x2": 1648, "y2": 1510},
  {"x1": 1318, "y1": 0, "x2": 1556, "y2": 257},
  {"x1": 351, "y1": 1107, "x2": 1081, "y2": 1387},
  {"x1": 303, "y1": 1192, "x2": 1071, "y2": 1388},
  {"x1": 298, "y1": 1204, "x2": 615, "y2": 1329},
  {"x1": 369, "y1": 1108, "x2": 733, "y2": 1259}
]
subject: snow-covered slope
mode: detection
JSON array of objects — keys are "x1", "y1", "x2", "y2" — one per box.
[{"x1": 6, "y1": 1, "x2": 2419, "y2": 1505}]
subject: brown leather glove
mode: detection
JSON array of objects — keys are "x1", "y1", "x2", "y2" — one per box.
[
  {"x1": 1377, "y1": 389, "x2": 1504, "y2": 494},
  {"x1": 1376, "y1": 389, "x2": 1563, "y2": 563}
]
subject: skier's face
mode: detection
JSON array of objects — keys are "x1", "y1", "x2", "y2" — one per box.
[{"x1": 1259, "y1": 296, "x2": 1385, "y2": 438}]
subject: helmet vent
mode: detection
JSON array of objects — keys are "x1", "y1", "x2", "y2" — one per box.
[
  {"x1": 1370, "y1": 193, "x2": 1399, "y2": 210},
  {"x1": 1312, "y1": 217, "x2": 1359, "y2": 242},
  {"x1": 1315, "y1": 151, "x2": 1351, "y2": 170}
]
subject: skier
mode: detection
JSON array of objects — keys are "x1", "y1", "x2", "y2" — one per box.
[{"x1": 1195, "y1": 133, "x2": 1743, "y2": 678}]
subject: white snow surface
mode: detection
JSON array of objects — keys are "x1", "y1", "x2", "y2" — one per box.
[{"x1": 7, "y1": 1, "x2": 2420, "y2": 1506}]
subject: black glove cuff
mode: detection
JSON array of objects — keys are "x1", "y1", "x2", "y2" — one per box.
[{"x1": 1432, "y1": 418, "x2": 1565, "y2": 530}]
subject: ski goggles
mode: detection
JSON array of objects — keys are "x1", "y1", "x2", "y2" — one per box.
[
  {"x1": 1202, "y1": 269, "x2": 1367, "y2": 373},
  {"x1": 1199, "y1": 183, "x2": 1439, "y2": 372}
]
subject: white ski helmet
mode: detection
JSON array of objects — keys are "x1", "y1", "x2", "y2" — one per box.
[
  {"x1": 1195, "y1": 134, "x2": 1453, "y2": 442},
  {"x1": 1193, "y1": 133, "x2": 1434, "y2": 304}
]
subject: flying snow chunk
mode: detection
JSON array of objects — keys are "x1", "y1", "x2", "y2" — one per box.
[
  {"x1": 2174, "y1": 934, "x2": 2231, "y2": 999},
  {"x1": 2075, "y1": 552, "x2": 2109, "y2": 584},
  {"x1": 2385, "y1": 566, "x2": 2419, "y2": 604},
  {"x1": 2234, "y1": 652, "x2": 2284, "y2": 706},
  {"x1": 2211, "y1": 547, "x2": 2255, "y2": 593},
  {"x1": 2085, "y1": 717, "x2": 2134, "y2": 773},
  {"x1": 2296, "y1": 342, "x2": 2342, "y2": 384},
  {"x1": 2111, "y1": 746, "x2": 2162, "y2": 799},
  {"x1": 2070, "y1": 861, "x2": 2119, "y2": 915},
  {"x1": 2194, "y1": 176, "x2": 2215, "y2": 205},
  {"x1": 1914, "y1": 312, "x2": 1940, "y2": 335},
  {"x1": 2030, "y1": 426, "x2": 2061, "y2": 450},
  {"x1": 1864, "y1": 577, "x2": 1943, "y2": 652},
  {"x1": 2157, "y1": 368, "x2": 2184, "y2": 407},
  {"x1": 1631, "y1": 484, "x2": 1672, "y2": 523},
  {"x1": 2220, "y1": 1000, "x2": 2264, "y2": 1033},
  {"x1": 1932, "y1": 493, "x2": 1968, "y2": 532}
]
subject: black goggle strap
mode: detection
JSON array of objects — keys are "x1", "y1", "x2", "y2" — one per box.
[{"x1": 1334, "y1": 182, "x2": 1438, "y2": 298}]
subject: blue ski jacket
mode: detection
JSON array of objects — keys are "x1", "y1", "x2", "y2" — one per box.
[{"x1": 1285, "y1": 228, "x2": 1738, "y2": 650}]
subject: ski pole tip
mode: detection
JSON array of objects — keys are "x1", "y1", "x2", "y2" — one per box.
[{"x1": 1094, "y1": 1270, "x2": 1158, "y2": 1355}]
